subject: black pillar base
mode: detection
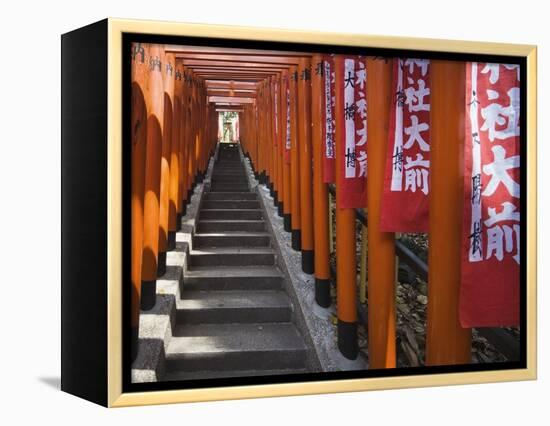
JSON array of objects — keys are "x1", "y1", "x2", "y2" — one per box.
[
  {"x1": 181, "y1": 203, "x2": 187, "y2": 217},
  {"x1": 167, "y1": 231, "x2": 176, "y2": 251},
  {"x1": 278, "y1": 202, "x2": 284, "y2": 218},
  {"x1": 196, "y1": 172, "x2": 204, "y2": 183},
  {"x1": 301, "y1": 249, "x2": 314, "y2": 274},
  {"x1": 187, "y1": 189, "x2": 192, "y2": 202},
  {"x1": 140, "y1": 280, "x2": 156, "y2": 311},
  {"x1": 254, "y1": 172, "x2": 259, "y2": 181},
  {"x1": 259, "y1": 172, "x2": 266, "y2": 184},
  {"x1": 337, "y1": 320, "x2": 358, "y2": 360},
  {"x1": 291, "y1": 229, "x2": 301, "y2": 251},
  {"x1": 156, "y1": 251, "x2": 167, "y2": 277},
  {"x1": 315, "y1": 278, "x2": 332, "y2": 308},
  {"x1": 273, "y1": 190, "x2": 278, "y2": 206},
  {"x1": 176, "y1": 213, "x2": 182, "y2": 231},
  {"x1": 131, "y1": 325, "x2": 139, "y2": 363},
  {"x1": 284, "y1": 214, "x2": 292, "y2": 232}
]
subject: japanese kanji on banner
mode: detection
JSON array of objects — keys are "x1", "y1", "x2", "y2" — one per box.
[
  {"x1": 380, "y1": 58, "x2": 431, "y2": 232},
  {"x1": 460, "y1": 62, "x2": 521, "y2": 327},
  {"x1": 284, "y1": 76, "x2": 291, "y2": 164},
  {"x1": 322, "y1": 55, "x2": 336, "y2": 183},
  {"x1": 336, "y1": 56, "x2": 367, "y2": 209}
]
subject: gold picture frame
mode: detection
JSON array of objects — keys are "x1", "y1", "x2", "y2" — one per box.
[{"x1": 61, "y1": 17, "x2": 537, "y2": 407}]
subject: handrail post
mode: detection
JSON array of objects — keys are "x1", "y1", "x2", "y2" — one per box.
[
  {"x1": 366, "y1": 57, "x2": 397, "y2": 368},
  {"x1": 426, "y1": 60, "x2": 472, "y2": 365},
  {"x1": 334, "y1": 55, "x2": 358, "y2": 359}
]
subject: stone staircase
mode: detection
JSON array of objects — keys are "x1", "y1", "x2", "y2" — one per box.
[{"x1": 164, "y1": 143, "x2": 308, "y2": 381}]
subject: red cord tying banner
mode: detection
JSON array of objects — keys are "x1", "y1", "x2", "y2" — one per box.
[
  {"x1": 322, "y1": 55, "x2": 336, "y2": 183},
  {"x1": 337, "y1": 56, "x2": 368, "y2": 209},
  {"x1": 460, "y1": 62, "x2": 521, "y2": 327},
  {"x1": 380, "y1": 58, "x2": 431, "y2": 232}
]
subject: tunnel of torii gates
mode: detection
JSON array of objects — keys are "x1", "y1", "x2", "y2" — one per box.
[{"x1": 131, "y1": 43, "x2": 474, "y2": 368}]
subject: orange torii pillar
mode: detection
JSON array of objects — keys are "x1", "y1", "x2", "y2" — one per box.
[
  {"x1": 260, "y1": 82, "x2": 268, "y2": 183},
  {"x1": 256, "y1": 85, "x2": 264, "y2": 180},
  {"x1": 257, "y1": 98, "x2": 262, "y2": 176},
  {"x1": 274, "y1": 76, "x2": 281, "y2": 210},
  {"x1": 267, "y1": 79, "x2": 273, "y2": 185},
  {"x1": 311, "y1": 54, "x2": 331, "y2": 307},
  {"x1": 177, "y1": 64, "x2": 188, "y2": 219},
  {"x1": 130, "y1": 42, "x2": 149, "y2": 359},
  {"x1": 298, "y1": 57, "x2": 314, "y2": 274},
  {"x1": 255, "y1": 88, "x2": 262, "y2": 178},
  {"x1": 185, "y1": 74, "x2": 194, "y2": 205},
  {"x1": 157, "y1": 52, "x2": 174, "y2": 277},
  {"x1": 141, "y1": 43, "x2": 164, "y2": 310},
  {"x1": 334, "y1": 54, "x2": 358, "y2": 359},
  {"x1": 188, "y1": 74, "x2": 197, "y2": 198},
  {"x1": 194, "y1": 82, "x2": 203, "y2": 182},
  {"x1": 267, "y1": 77, "x2": 275, "y2": 194},
  {"x1": 272, "y1": 77, "x2": 280, "y2": 207},
  {"x1": 169, "y1": 61, "x2": 182, "y2": 242},
  {"x1": 366, "y1": 57, "x2": 397, "y2": 368},
  {"x1": 277, "y1": 75, "x2": 286, "y2": 218},
  {"x1": 264, "y1": 78, "x2": 272, "y2": 188},
  {"x1": 289, "y1": 66, "x2": 302, "y2": 251},
  {"x1": 282, "y1": 72, "x2": 292, "y2": 232},
  {"x1": 426, "y1": 60, "x2": 472, "y2": 365}
]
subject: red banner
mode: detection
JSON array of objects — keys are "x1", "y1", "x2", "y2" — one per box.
[
  {"x1": 337, "y1": 56, "x2": 367, "y2": 209},
  {"x1": 284, "y1": 76, "x2": 291, "y2": 164},
  {"x1": 460, "y1": 62, "x2": 521, "y2": 327},
  {"x1": 380, "y1": 58, "x2": 431, "y2": 232},
  {"x1": 322, "y1": 55, "x2": 336, "y2": 183}
]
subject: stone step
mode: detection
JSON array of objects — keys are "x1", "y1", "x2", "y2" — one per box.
[
  {"x1": 165, "y1": 323, "x2": 307, "y2": 372},
  {"x1": 189, "y1": 247, "x2": 275, "y2": 267},
  {"x1": 182, "y1": 266, "x2": 283, "y2": 291},
  {"x1": 210, "y1": 180, "x2": 248, "y2": 185},
  {"x1": 211, "y1": 174, "x2": 248, "y2": 181},
  {"x1": 201, "y1": 200, "x2": 259, "y2": 210},
  {"x1": 176, "y1": 290, "x2": 291, "y2": 323},
  {"x1": 203, "y1": 192, "x2": 257, "y2": 200},
  {"x1": 193, "y1": 232, "x2": 270, "y2": 247},
  {"x1": 197, "y1": 220, "x2": 265, "y2": 233},
  {"x1": 209, "y1": 186, "x2": 250, "y2": 193},
  {"x1": 213, "y1": 168, "x2": 243, "y2": 173},
  {"x1": 211, "y1": 179, "x2": 248, "y2": 185},
  {"x1": 212, "y1": 166, "x2": 245, "y2": 170},
  {"x1": 210, "y1": 177, "x2": 246, "y2": 181},
  {"x1": 164, "y1": 368, "x2": 308, "y2": 382},
  {"x1": 199, "y1": 209, "x2": 262, "y2": 220},
  {"x1": 209, "y1": 184, "x2": 250, "y2": 192}
]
